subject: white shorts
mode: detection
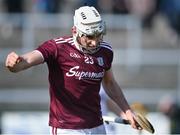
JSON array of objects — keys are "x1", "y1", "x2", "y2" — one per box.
[{"x1": 50, "y1": 124, "x2": 106, "y2": 135}]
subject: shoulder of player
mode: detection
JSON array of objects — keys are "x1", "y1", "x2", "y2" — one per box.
[{"x1": 100, "y1": 41, "x2": 113, "y2": 52}]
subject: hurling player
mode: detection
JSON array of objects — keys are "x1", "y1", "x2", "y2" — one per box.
[{"x1": 5, "y1": 6, "x2": 142, "y2": 135}]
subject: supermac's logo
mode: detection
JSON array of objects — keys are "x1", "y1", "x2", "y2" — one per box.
[{"x1": 66, "y1": 66, "x2": 104, "y2": 80}]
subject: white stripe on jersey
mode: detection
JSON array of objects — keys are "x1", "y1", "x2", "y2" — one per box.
[
  {"x1": 54, "y1": 37, "x2": 63, "y2": 42},
  {"x1": 56, "y1": 40, "x2": 68, "y2": 44},
  {"x1": 54, "y1": 37, "x2": 74, "y2": 45},
  {"x1": 100, "y1": 42, "x2": 112, "y2": 51},
  {"x1": 54, "y1": 38, "x2": 111, "y2": 51},
  {"x1": 68, "y1": 40, "x2": 74, "y2": 44}
]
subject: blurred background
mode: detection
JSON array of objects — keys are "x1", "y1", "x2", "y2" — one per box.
[{"x1": 0, "y1": 0, "x2": 180, "y2": 134}]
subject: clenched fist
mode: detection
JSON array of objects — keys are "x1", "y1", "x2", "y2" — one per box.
[{"x1": 5, "y1": 52, "x2": 22, "y2": 72}]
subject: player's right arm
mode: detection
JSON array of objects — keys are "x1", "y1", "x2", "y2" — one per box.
[{"x1": 5, "y1": 50, "x2": 44, "y2": 73}]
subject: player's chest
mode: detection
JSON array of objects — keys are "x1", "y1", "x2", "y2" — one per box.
[{"x1": 58, "y1": 49, "x2": 105, "y2": 71}]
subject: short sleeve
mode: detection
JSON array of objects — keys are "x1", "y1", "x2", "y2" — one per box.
[
  {"x1": 106, "y1": 50, "x2": 113, "y2": 71},
  {"x1": 99, "y1": 41, "x2": 113, "y2": 71},
  {"x1": 36, "y1": 40, "x2": 57, "y2": 62}
]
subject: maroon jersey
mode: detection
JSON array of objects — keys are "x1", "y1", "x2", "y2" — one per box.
[{"x1": 36, "y1": 36, "x2": 113, "y2": 129}]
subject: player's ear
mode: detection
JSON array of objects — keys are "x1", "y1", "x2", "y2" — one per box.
[{"x1": 72, "y1": 26, "x2": 77, "y2": 35}]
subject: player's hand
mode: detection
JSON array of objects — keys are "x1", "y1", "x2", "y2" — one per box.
[
  {"x1": 5, "y1": 52, "x2": 22, "y2": 72},
  {"x1": 124, "y1": 110, "x2": 142, "y2": 130}
]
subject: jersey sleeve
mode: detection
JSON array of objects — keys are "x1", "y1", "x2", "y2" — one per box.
[
  {"x1": 36, "y1": 39, "x2": 57, "y2": 63},
  {"x1": 100, "y1": 41, "x2": 114, "y2": 71},
  {"x1": 106, "y1": 49, "x2": 113, "y2": 71}
]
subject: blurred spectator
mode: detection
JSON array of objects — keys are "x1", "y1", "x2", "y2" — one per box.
[
  {"x1": 2, "y1": 0, "x2": 25, "y2": 30},
  {"x1": 158, "y1": 0, "x2": 180, "y2": 38},
  {"x1": 98, "y1": 0, "x2": 113, "y2": 13},
  {"x1": 80, "y1": 0, "x2": 98, "y2": 7},
  {"x1": 78, "y1": 0, "x2": 99, "y2": 10},
  {"x1": 33, "y1": 0, "x2": 63, "y2": 13},
  {"x1": 112, "y1": 0, "x2": 129, "y2": 14},
  {"x1": 158, "y1": 95, "x2": 180, "y2": 134},
  {"x1": 125, "y1": 0, "x2": 157, "y2": 29},
  {"x1": 2, "y1": 0, "x2": 24, "y2": 13},
  {"x1": 98, "y1": 0, "x2": 129, "y2": 14}
]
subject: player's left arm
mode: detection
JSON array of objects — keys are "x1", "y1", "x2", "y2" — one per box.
[{"x1": 102, "y1": 68, "x2": 141, "y2": 130}]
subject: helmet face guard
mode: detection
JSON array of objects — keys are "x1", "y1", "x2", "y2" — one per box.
[{"x1": 73, "y1": 6, "x2": 106, "y2": 54}]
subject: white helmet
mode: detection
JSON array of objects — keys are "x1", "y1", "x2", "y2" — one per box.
[
  {"x1": 73, "y1": 6, "x2": 105, "y2": 54},
  {"x1": 74, "y1": 6, "x2": 105, "y2": 36}
]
